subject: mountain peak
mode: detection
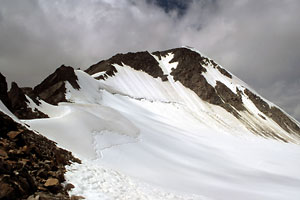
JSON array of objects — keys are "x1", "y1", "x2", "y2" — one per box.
[
  {"x1": 33, "y1": 65, "x2": 80, "y2": 105},
  {"x1": 83, "y1": 47, "x2": 300, "y2": 142}
]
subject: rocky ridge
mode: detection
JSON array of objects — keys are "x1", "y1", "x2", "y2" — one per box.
[
  {"x1": 0, "y1": 73, "x2": 47, "y2": 120},
  {"x1": 0, "y1": 72, "x2": 82, "y2": 200},
  {"x1": 33, "y1": 65, "x2": 80, "y2": 105},
  {"x1": 85, "y1": 47, "x2": 300, "y2": 138},
  {"x1": 0, "y1": 111, "x2": 81, "y2": 200}
]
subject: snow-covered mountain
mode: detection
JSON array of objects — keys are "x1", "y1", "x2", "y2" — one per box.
[{"x1": 1, "y1": 47, "x2": 300, "y2": 200}]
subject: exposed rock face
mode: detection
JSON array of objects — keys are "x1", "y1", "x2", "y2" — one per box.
[
  {"x1": 87, "y1": 47, "x2": 241, "y2": 113},
  {"x1": 85, "y1": 48, "x2": 246, "y2": 118},
  {"x1": 161, "y1": 48, "x2": 221, "y2": 104},
  {"x1": 86, "y1": 60, "x2": 117, "y2": 80},
  {"x1": 34, "y1": 65, "x2": 80, "y2": 105},
  {"x1": 84, "y1": 47, "x2": 300, "y2": 138},
  {"x1": 0, "y1": 73, "x2": 11, "y2": 110},
  {"x1": 0, "y1": 111, "x2": 81, "y2": 200},
  {"x1": 7, "y1": 82, "x2": 48, "y2": 119},
  {"x1": 215, "y1": 81, "x2": 245, "y2": 111},
  {"x1": 8, "y1": 82, "x2": 29, "y2": 112},
  {"x1": 216, "y1": 66, "x2": 232, "y2": 79},
  {"x1": 244, "y1": 89, "x2": 300, "y2": 134},
  {"x1": 86, "y1": 51, "x2": 168, "y2": 81},
  {"x1": 154, "y1": 48, "x2": 244, "y2": 117},
  {"x1": 21, "y1": 87, "x2": 40, "y2": 106}
]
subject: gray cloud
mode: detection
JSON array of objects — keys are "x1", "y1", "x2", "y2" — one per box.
[{"x1": 0, "y1": 0, "x2": 299, "y2": 121}]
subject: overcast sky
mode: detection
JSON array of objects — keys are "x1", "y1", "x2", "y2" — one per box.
[{"x1": 0, "y1": 0, "x2": 299, "y2": 121}]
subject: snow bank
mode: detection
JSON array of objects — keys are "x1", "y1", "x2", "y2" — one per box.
[
  {"x1": 23, "y1": 103, "x2": 139, "y2": 159},
  {"x1": 66, "y1": 161, "x2": 208, "y2": 200}
]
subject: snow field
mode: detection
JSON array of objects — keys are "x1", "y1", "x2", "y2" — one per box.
[
  {"x1": 20, "y1": 51, "x2": 300, "y2": 200},
  {"x1": 65, "y1": 161, "x2": 207, "y2": 200}
]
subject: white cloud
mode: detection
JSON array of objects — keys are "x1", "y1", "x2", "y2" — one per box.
[{"x1": 0, "y1": 0, "x2": 299, "y2": 121}]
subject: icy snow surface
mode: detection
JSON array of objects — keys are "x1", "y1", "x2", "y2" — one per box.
[
  {"x1": 23, "y1": 52, "x2": 300, "y2": 200},
  {"x1": 0, "y1": 100, "x2": 19, "y2": 122}
]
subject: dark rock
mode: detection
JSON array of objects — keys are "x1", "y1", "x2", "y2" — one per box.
[
  {"x1": 7, "y1": 82, "x2": 48, "y2": 119},
  {"x1": 155, "y1": 48, "x2": 223, "y2": 105},
  {"x1": 8, "y1": 82, "x2": 29, "y2": 111},
  {"x1": 64, "y1": 183, "x2": 75, "y2": 191},
  {"x1": 34, "y1": 65, "x2": 80, "y2": 105},
  {"x1": 22, "y1": 87, "x2": 41, "y2": 106},
  {"x1": 215, "y1": 81, "x2": 245, "y2": 111},
  {"x1": 0, "y1": 111, "x2": 81, "y2": 199},
  {"x1": 86, "y1": 51, "x2": 167, "y2": 80},
  {"x1": 35, "y1": 192, "x2": 70, "y2": 200},
  {"x1": 217, "y1": 66, "x2": 232, "y2": 79},
  {"x1": 37, "y1": 169, "x2": 48, "y2": 179},
  {"x1": 0, "y1": 112, "x2": 18, "y2": 137},
  {"x1": 154, "y1": 48, "x2": 244, "y2": 118},
  {"x1": 0, "y1": 180, "x2": 14, "y2": 199},
  {"x1": 244, "y1": 89, "x2": 300, "y2": 134},
  {"x1": 0, "y1": 73, "x2": 11, "y2": 110},
  {"x1": 0, "y1": 149, "x2": 8, "y2": 159}
]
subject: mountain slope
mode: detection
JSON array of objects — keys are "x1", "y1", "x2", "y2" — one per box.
[
  {"x1": 3, "y1": 47, "x2": 300, "y2": 200},
  {"x1": 83, "y1": 47, "x2": 300, "y2": 143},
  {"x1": 0, "y1": 102, "x2": 80, "y2": 200}
]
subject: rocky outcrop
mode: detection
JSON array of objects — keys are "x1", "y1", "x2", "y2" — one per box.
[
  {"x1": 244, "y1": 89, "x2": 300, "y2": 134},
  {"x1": 216, "y1": 66, "x2": 232, "y2": 79},
  {"x1": 34, "y1": 65, "x2": 80, "y2": 105},
  {"x1": 86, "y1": 47, "x2": 300, "y2": 132},
  {"x1": 0, "y1": 73, "x2": 11, "y2": 110},
  {"x1": 8, "y1": 82, "x2": 29, "y2": 114},
  {"x1": 0, "y1": 73, "x2": 47, "y2": 119},
  {"x1": 154, "y1": 48, "x2": 244, "y2": 117},
  {"x1": 86, "y1": 51, "x2": 168, "y2": 81},
  {"x1": 86, "y1": 60, "x2": 117, "y2": 80},
  {"x1": 7, "y1": 82, "x2": 48, "y2": 119},
  {"x1": 161, "y1": 48, "x2": 222, "y2": 104},
  {"x1": 21, "y1": 87, "x2": 40, "y2": 106},
  {"x1": 86, "y1": 48, "x2": 248, "y2": 118},
  {"x1": 215, "y1": 81, "x2": 245, "y2": 111},
  {"x1": 0, "y1": 111, "x2": 81, "y2": 200}
]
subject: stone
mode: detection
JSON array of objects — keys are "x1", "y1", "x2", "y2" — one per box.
[
  {"x1": 44, "y1": 178, "x2": 59, "y2": 187},
  {"x1": 34, "y1": 65, "x2": 80, "y2": 105},
  {"x1": 0, "y1": 149, "x2": 8, "y2": 159},
  {"x1": 7, "y1": 130, "x2": 22, "y2": 139},
  {"x1": 0, "y1": 73, "x2": 12, "y2": 110},
  {"x1": 0, "y1": 182, "x2": 14, "y2": 199},
  {"x1": 86, "y1": 51, "x2": 166, "y2": 81},
  {"x1": 27, "y1": 194, "x2": 40, "y2": 200},
  {"x1": 7, "y1": 82, "x2": 48, "y2": 119},
  {"x1": 0, "y1": 111, "x2": 80, "y2": 199},
  {"x1": 38, "y1": 186, "x2": 47, "y2": 191},
  {"x1": 71, "y1": 195, "x2": 85, "y2": 200},
  {"x1": 65, "y1": 183, "x2": 75, "y2": 191}
]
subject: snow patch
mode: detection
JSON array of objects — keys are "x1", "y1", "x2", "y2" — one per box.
[{"x1": 65, "y1": 161, "x2": 209, "y2": 200}]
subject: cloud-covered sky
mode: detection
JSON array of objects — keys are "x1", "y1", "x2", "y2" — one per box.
[{"x1": 0, "y1": 0, "x2": 299, "y2": 121}]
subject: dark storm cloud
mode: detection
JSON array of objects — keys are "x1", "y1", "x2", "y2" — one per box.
[
  {"x1": 0, "y1": 0, "x2": 299, "y2": 121},
  {"x1": 147, "y1": 0, "x2": 193, "y2": 16}
]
